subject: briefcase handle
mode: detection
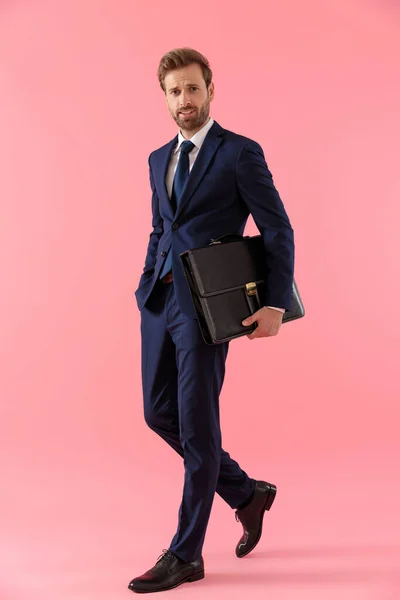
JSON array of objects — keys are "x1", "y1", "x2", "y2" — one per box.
[{"x1": 209, "y1": 233, "x2": 248, "y2": 245}]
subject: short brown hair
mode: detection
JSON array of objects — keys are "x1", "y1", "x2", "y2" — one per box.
[{"x1": 157, "y1": 47, "x2": 213, "y2": 93}]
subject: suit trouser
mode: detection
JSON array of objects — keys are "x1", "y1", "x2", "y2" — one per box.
[{"x1": 140, "y1": 278, "x2": 256, "y2": 562}]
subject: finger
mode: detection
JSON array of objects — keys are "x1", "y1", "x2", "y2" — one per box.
[
  {"x1": 250, "y1": 328, "x2": 271, "y2": 339},
  {"x1": 242, "y1": 318, "x2": 254, "y2": 327},
  {"x1": 247, "y1": 329, "x2": 260, "y2": 340}
]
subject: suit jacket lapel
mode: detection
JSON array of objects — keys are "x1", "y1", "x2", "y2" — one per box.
[
  {"x1": 153, "y1": 120, "x2": 225, "y2": 220},
  {"x1": 154, "y1": 135, "x2": 178, "y2": 220}
]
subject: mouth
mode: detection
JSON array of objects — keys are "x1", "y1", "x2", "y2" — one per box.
[{"x1": 179, "y1": 109, "x2": 196, "y2": 118}]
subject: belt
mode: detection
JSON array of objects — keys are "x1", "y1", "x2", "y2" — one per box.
[{"x1": 161, "y1": 270, "x2": 174, "y2": 284}]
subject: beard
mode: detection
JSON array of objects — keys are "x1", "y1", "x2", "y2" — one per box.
[{"x1": 172, "y1": 95, "x2": 210, "y2": 132}]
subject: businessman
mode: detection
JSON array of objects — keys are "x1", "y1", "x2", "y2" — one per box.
[{"x1": 129, "y1": 47, "x2": 294, "y2": 594}]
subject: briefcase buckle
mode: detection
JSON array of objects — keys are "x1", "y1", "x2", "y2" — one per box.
[{"x1": 245, "y1": 282, "x2": 257, "y2": 296}]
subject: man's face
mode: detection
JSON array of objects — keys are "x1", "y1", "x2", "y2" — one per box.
[{"x1": 164, "y1": 63, "x2": 214, "y2": 133}]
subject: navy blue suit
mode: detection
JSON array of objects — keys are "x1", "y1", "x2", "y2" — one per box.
[{"x1": 134, "y1": 120, "x2": 294, "y2": 562}]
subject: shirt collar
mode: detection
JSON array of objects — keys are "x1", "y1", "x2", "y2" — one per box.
[{"x1": 174, "y1": 117, "x2": 214, "y2": 154}]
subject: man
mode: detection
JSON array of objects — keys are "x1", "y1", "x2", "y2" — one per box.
[{"x1": 129, "y1": 47, "x2": 294, "y2": 594}]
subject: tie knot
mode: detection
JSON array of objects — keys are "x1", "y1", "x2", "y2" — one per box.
[{"x1": 180, "y1": 141, "x2": 195, "y2": 155}]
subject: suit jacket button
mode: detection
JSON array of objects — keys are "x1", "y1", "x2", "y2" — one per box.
[
  {"x1": 172, "y1": 223, "x2": 179, "y2": 230},
  {"x1": 161, "y1": 251, "x2": 166, "y2": 257}
]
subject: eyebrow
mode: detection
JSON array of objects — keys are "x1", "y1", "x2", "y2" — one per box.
[{"x1": 168, "y1": 84, "x2": 199, "y2": 92}]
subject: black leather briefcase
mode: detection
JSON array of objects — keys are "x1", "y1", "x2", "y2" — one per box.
[{"x1": 180, "y1": 233, "x2": 305, "y2": 345}]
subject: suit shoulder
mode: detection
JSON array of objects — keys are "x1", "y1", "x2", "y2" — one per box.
[{"x1": 221, "y1": 127, "x2": 263, "y2": 152}]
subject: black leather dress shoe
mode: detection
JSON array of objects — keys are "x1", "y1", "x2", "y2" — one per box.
[
  {"x1": 128, "y1": 549, "x2": 204, "y2": 593},
  {"x1": 235, "y1": 480, "x2": 277, "y2": 558}
]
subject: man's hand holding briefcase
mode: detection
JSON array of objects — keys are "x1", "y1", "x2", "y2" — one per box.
[{"x1": 180, "y1": 232, "x2": 305, "y2": 345}]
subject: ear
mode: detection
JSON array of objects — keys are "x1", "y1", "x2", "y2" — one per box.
[{"x1": 209, "y1": 82, "x2": 215, "y2": 101}]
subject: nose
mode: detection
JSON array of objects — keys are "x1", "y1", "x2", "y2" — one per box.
[{"x1": 179, "y1": 90, "x2": 191, "y2": 107}]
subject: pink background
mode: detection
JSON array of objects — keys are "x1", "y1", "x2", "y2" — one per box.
[{"x1": 1, "y1": 1, "x2": 399, "y2": 598}]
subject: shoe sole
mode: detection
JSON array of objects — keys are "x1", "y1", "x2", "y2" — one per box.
[
  {"x1": 128, "y1": 569, "x2": 205, "y2": 593},
  {"x1": 236, "y1": 483, "x2": 277, "y2": 558}
]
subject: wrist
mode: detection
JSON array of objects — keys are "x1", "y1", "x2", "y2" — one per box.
[{"x1": 265, "y1": 306, "x2": 285, "y2": 313}]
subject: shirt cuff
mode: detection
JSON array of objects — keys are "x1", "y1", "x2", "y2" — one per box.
[{"x1": 266, "y1": 306, "x2": 285, "y2": 313}]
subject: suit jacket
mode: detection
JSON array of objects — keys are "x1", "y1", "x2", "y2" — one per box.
[{"x1": 134, "y1": 120, "x2": 295, "y2": 319}]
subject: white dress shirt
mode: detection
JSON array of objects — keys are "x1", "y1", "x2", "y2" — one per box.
[{"x1": 166, "y1": 117, "x2": 285, "y2": 314}]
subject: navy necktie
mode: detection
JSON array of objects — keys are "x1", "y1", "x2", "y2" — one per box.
[
  {"x1": 170, "y1": 140, "x2": 195, "y2": 213},
  {"x1": 159, "y1": 140, "x2": 195, "y2": 279}
]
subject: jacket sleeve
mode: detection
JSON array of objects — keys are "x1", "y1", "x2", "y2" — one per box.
[
  {"x1": 139, "y1": 153, "x2": 164, "y2": 279},
  {"x1": 236, "y1": 140, "x2": 295, "y2": 311}
]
